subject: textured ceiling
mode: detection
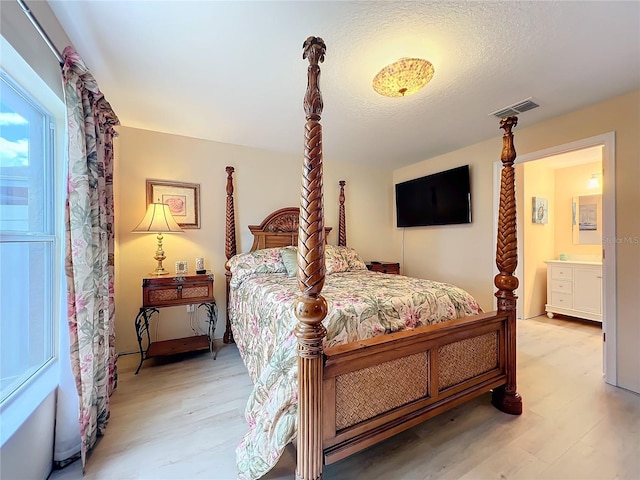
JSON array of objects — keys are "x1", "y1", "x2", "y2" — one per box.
[{"x1": 48, "y1": 1, "x2": 640, "y2": 169}]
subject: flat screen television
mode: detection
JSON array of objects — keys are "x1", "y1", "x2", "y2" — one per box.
[{"x1": 395, "y1": 165, "x2": 471, "y2": 227}]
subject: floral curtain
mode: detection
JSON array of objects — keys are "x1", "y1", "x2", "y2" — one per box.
[{"x1": 61, "y1": 45, "x2": 119, "y2": 468}]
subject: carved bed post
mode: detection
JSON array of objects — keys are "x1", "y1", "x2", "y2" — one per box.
[
  {"x1": 294, "y1": 36, "x2": 328, "y2": 480},
  {"x1": 224, "y1": 166, "x2": 237, "y2": 344},
  {"x1": 492, "y1": 116, "x2": 523, "y2": 415},
  {"x1": 338, "y1": 180, "x2": 346, "y2": 247}
]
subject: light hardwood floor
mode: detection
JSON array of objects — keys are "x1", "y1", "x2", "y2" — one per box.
[{"x1": 50, "y1": 316, "x2": 640, "y2": 480}]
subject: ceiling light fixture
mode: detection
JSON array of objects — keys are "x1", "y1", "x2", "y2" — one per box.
[{"x1": 372, "y1": 58, "x2": 435, "y2": 98}]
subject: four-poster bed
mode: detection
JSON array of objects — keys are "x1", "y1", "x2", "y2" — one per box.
[{"x1": 223, "y1": 36, "x2": 521, "y2": 480}]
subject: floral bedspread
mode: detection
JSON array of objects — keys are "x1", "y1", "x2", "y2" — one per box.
[{"x1": 228, "y1": 250, "x2": 480, "y2": 479}]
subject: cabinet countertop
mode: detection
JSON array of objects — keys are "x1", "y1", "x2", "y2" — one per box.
[
  {"x1": 142, "y1": 271, "x2": 214, "y2": 282},
  {"x1": 544, "y1": 260, "x2": 602, "y2": 266}
]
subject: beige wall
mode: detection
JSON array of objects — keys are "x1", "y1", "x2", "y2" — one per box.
[
  {"x1": 394, "y1": 90, "x2": 640, "y2": 393},
  {"x1": 554, "y1": 162, "x2": 603, "y2": 259},
  {"x1": 114, "y1": 126, "x2": 394, "y2": 354},
  {"x1": 521, "y1": 161, "x2": 556, "y2": 318}
]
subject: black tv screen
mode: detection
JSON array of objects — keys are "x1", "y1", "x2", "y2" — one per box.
[{"x1": 395, "y1": 165, "x2": 471, "y2": 227}]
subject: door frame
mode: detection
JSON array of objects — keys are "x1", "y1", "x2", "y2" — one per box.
[{"x1": 493, "y1": 132, "x2": 617, "y2": 386}]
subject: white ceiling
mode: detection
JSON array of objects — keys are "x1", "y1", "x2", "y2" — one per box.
[{"x1": 48, "y1": 1, "x2": 640, "y2": 169}]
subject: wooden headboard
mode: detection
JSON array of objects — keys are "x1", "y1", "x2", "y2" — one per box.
[
  {"x1": 248, "y1": 207, "x2": 332, "y2": 251},
  {"x1": 223, "y1": 169, "x2": 346, "y2": 344}
]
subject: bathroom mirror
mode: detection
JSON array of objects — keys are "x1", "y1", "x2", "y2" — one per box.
[{"x1": 572, "y1": 194, "x2": 602, "y2": 245}]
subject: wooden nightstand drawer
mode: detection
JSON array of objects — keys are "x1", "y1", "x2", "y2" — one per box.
[
  {"x1": 142, "y1": 273, "x2": 214, "y2": 308},
  {"x1": 367, "y1": 261, "x2": 400, "y2": 275}
]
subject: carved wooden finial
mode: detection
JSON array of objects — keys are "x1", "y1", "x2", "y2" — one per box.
[
  {"x1": 225, "y1": 166, "x2": 234, "y2": 186},
  {"x1": 499, "y1": 116, "x2": 518, "y2": 167},
  {"x1": 302, "y1": 36, "x2": 326, "y2": 64},
  {"x1": 302, "y1": 36, "x2": 325, "y2": 121}
]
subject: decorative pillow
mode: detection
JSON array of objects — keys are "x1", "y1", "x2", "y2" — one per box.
[
  {"x1": 278, "y1": 245, "x2": 361, "y2": 277},
  {"x1": 280, "y1": 246, "x2": 297, "y2": 277},
  {"x1": 339, "y1": 246, "x2": 367, "y2": 271},
  {"x1": 227, "y1": 248, "x2": 286, "y2": 287},
  {"x1": 324, "y1": 244, "x2": 349, "y2": 275}
]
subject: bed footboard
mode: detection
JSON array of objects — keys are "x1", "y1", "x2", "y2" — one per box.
[{"x1": 321, "y1": 311, "x2": 509, "y2": 464}]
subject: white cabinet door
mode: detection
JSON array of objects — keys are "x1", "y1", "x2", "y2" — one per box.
[{"x1": 573, "y1": 267, "x2": 602, "y2": 314}]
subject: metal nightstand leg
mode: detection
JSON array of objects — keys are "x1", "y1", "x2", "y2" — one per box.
[
  {"x1": 198, "y1": 301, "x2": 218, "y2": 359},
  {"x1": 134, "y1": 307, "x2": 159, "y2": 374}
]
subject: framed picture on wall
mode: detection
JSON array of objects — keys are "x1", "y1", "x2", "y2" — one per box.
[
  {"x1": 532, "y1": 196, "x2": 548, "y2": 224},
  {"x1": 579, "y1": 203, "x2": 597, "y2": 231},
  {"x1": 146, "y1": 180, "x2": 200, "y2": 229}
]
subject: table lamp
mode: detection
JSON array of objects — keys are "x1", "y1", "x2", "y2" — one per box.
[{"x1": 133, "y1": 202, "x2": 184, "y2": 275}]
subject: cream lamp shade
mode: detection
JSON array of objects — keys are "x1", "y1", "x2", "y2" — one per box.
[
  {"x1": 133, "y1": 202, "x2": 184, "y2": 275},
  {"x1": 372, "y1": 58, "x2": 435, "y2": 98}
]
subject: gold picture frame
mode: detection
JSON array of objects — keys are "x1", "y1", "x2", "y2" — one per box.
[{"x1": 146, "y1": 180, "x2": 200, "y2": 229}]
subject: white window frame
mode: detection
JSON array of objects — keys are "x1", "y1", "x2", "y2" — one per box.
[{"x1": 0, "y1": 35, "x2": 66, "y2": 446}]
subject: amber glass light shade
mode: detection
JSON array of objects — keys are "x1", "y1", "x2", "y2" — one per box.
[{"x1": 372, "y1": 58, "x2": 435, "y2": 97}]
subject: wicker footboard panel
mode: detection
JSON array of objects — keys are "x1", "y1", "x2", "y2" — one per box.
[
  {"x1": 438, "y1": 331, "x2": 499, "y2": 390},
  {"x1": 323, "y1": 313, "x2": 507, "y2": 464},
  {"x1": 335, "y1": 352, "x2": 430, "y2": 430}
]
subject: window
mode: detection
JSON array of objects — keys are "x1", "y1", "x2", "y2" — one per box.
[{"x1": 0, "y1": 71, "x2": 55, "y2": 404}]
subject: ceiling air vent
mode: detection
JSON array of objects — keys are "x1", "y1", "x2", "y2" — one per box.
[{"x1": 489, "y1": 97, "x2": 539, "y2": 118}]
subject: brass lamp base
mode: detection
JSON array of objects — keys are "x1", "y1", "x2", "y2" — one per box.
[
  {"x1": 149, "y1": 233, "x2": 170, "y2": 276},
  {"x1": 149, "y1": 268, "x2": 170, "y2": 276}
]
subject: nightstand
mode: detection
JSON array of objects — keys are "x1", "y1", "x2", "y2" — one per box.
[
  {"x1": 134, "y1": 272, "x2": 217, "y2": 374},
  {"x1": 366, "y1": 261, "x2": 400, "y2": 275}
]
